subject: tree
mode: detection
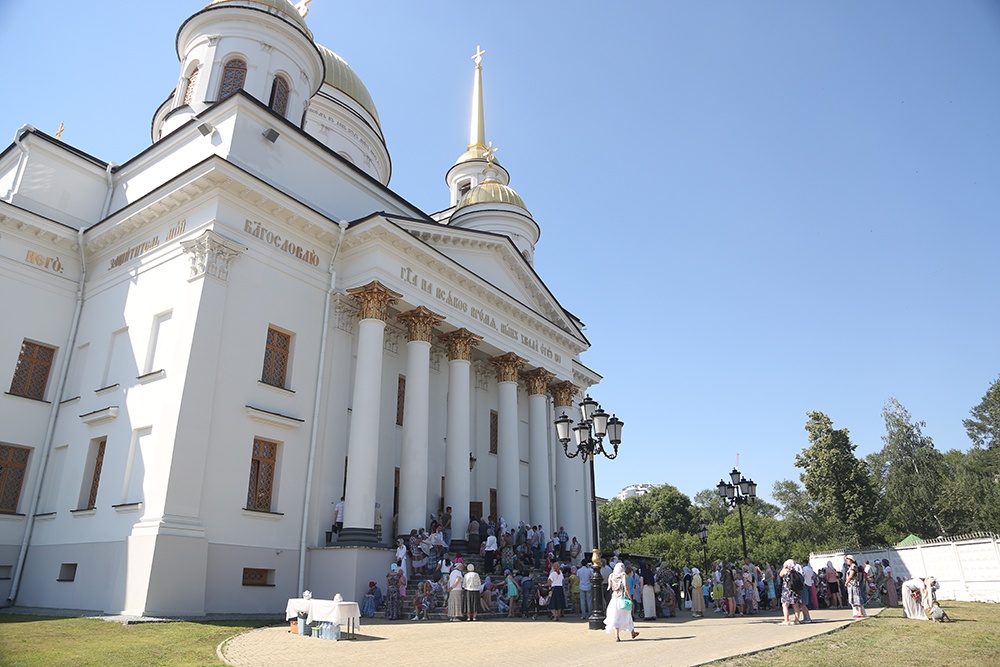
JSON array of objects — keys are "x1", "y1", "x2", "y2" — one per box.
[
  {"x1": 771, "y1": 478, "x2": 829, "y2": 548},
  {"x1": 795, "y1": 411, "x2": 881, "y2": 547},
  {"x1": 936, "y1": 447, "x2": 1000, "y2": 535},
  {"x1": 598, "y1": 484, "x2": 695, "y2": 551},
  {"x1": 874, "y1": 398, "x2": 946, "y2": 540},
  {"x1": 964, "y1": 374, "x2": 1000, "y2": 450},
  {"x1": 693, "y1": 488, "x2": 728, "y2": 525}
]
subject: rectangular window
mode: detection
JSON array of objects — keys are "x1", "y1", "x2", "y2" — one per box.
[
  {"x1": 78, "y1": 437, "x2": 107, "y2": 510},
  {"x1": 247, "y1": 438, "x2": 278, "y2": 511},
  {"x1": 0, "y1": 444, "x2": 31, "y2": 514},
  {"x1": 9, "y1": 340, "x2": 56, "y2": 400},
  {"x1": 489, "y1": 410, "x2": 498, "y2": 454},
  {"x1": 0, "y1": 565, "x2": 12, "y2": 580},
  {"x1": 101, "y1": 327, "x2": 131, "y2": 389},
  {"x1": 144, "y1": 310, "x2": 174, "y2": 375},
  {"x1": 58, "y1": 563, "x2": 78, "y2": 582},
  {"x1": 261, "y1": 327, "x2": 291, "y2": 388},
  {"x1": 396, "y1": 375, "x2": 406, "y2": 426},
  {"x1": 242, "y1": 567, "x2": 274, "y2": 586}
]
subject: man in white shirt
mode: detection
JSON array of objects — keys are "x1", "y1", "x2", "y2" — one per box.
[
  {"x1": 801, "y1": 561, "x2": 816, "y2": 610},
  {"x1": 333, "y1": 496, "x2": 345, "y2": 534},
  {"x1": 578, "y1": 562, "x2": 593, "y2": 618}
]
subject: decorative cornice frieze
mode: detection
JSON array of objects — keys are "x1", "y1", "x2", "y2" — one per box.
[
  {"x1": 523, "y1": 368, "x2": 556, "y2": 396},
  {"x1": 490, "y1": 352, "x2": 526, "y2": 384},
  {"x1": 347, "y1": 280, "x2": 400, "y2": 321},
  {"x1": 440, "y1": 327, "x2": 483, "y2": 362},
  {"x1": 550, "y1": 380, "x2": 579, "y2": 408},
  {"x1": 180, "y1": 229, "x2": 246, "y2": 282},
  {"x1": 397, "y1": 306, "x2": 445, "y2": 343}
]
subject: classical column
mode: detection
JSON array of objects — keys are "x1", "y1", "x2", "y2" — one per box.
[
  {"x1": 339, "y1": 281, "x2": 400, "y2": 544},
  {"x1": 524, "y1": 368, "x2": 555, "y2": 528},
  {"x1": 551, "y1": 381, "x2": 587, "y2": 550},
  {"x1": 491, "y1": 352, "x2": 525, "y2": 527},
  {"x1": 439, "y1": 328, "x2": 482, "y2": 550},
  {"x1": 395, "y1": 306, "x2": 445, "y2": 539}
]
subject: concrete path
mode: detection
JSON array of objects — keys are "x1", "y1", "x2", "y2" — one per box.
[{"x1": 220, "y1": 607, "x2": 874, "y2": 667}]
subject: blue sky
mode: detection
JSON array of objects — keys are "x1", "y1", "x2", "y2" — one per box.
[{"x1": 2, "y1": 1, "x2": 998, "y2": 507}]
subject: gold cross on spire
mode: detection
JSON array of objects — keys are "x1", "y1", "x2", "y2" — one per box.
[
  {"x1": 472, "y1": 45, "x2": 486, "y2": 67},
  {"x1": 55, "y1": 121, "x2": 65, "y2": 140}
]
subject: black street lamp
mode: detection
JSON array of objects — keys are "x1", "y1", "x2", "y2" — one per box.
[
  {"x1": 698, "y1": 521, "x2": 709, "y2": 573},
  {"x1": 555, "y1": 395, "x2": 623, "y2": 631},
  {"x1": 716, "y1": 467, "x2": 757, "y2": 561}
]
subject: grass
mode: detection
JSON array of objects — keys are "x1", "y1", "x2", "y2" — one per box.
[
  {"x1": 705, "y1": 601, "x2": 1000, "y2": 667},
  {"x1": 0, "y1": 615, "x2": 272, "y2": 667}
]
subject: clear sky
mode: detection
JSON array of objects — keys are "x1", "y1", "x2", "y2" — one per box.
[{"x1": 2, "y1": 1, "x2": 998, "y2": 506}]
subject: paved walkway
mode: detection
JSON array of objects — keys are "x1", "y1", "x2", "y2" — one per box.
[{"x1": 220, "y1": 607, "x2": 874, "y2": 667}]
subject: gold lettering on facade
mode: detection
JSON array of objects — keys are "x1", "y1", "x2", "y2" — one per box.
[
  {"x1": 25, "y1": 250, "x2": 65, "y2": 274},
  {"x1": 244, "y1": 219, "x2": 321, "y2": 267}
]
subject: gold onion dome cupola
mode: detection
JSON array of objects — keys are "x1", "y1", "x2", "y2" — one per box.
[
  {"x1": 455, "y1": 174, "x2": 530, "y2": 215},
  {"x1": 315, "y1": 44, "x2": 381, "y2": 129},
  {"x1": 205, "y1": 0, "x2": 313, "y2": 38}
]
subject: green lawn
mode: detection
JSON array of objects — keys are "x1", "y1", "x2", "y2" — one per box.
[
  {"x1": 706, "y1": 601, "x2": 1000, "y2": 667},
  {"x1": 0, "y1": 615, "x2": 272, "y2": 667}
]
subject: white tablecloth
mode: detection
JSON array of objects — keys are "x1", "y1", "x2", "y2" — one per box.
[{"x1": 285, "y1": 598, "x2": 361, "y2": 627}]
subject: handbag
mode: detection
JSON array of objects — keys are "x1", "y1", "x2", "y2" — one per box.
[{"x1": 619, "y1": 597, "x2": 633, "y2": 611}]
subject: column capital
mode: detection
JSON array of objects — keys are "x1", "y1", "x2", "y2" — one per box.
[
  {"x1": 440, "y1": 328, "x2": 483, "y2": 361},
  {"x1": 523, "y1": 368, "x2": 556, "y2": 396},
  {"x1": 180, "y1": 229, "x2": 246, "y2": 282},
  {"x1": 549, "y1": 380, "x2": 579, "y2": 407},
  {"x1": 490, "y1": 352, "x2": 525, "y2": 384},
  {"x1": 396, "y1": 306, "x2": 445, "y2": 343},
  {"x1": 347, "y1": 280, "x2": 401, "y2": 321}
]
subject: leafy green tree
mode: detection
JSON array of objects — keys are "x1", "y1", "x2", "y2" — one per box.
[
  {"x1": 598, "y1": 484, "x2": 695, "y2": 551},
  {"x1": 873, "y1": 398, "x2": 946, "y2": 540},
  {"x1": 936, "y1": 447, "x2": 1000, "y2": 535},
  {"x1": 795, "y1": 411, "x2": 881, "y2": 547},
  {"x1": 693, "y1": 488, "x2": 728, "y2": 525},
  {"x1": 964, "y1": 374, "x2": 1000, "y2": 450},
  {"x1": 771, "y1": 478, "x2": 829, "y2": 548}
]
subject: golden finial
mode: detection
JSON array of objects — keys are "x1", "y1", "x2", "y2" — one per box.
[
  {"x1": 484, "y1": 141, "x2": 498, "y2": 166},
  {"x1": 55, "y1": 121, "x2": 65, "y2": 140},
  {"x1": 295, "y1": 0, "x2": 312, "y2": 18}
]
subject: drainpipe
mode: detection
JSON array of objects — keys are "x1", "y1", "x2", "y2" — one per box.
[
  {"x1": 297, "y1": 220, "x2": 349, "y2": 595},
  {"x1": 6, "y1": 226, "x2": 87, "y2": 605},
  {"x1": 100, "y1": 162, "x2": 119, "y2": 219},
  {"x1": 4, "y1": 125, "x2": 35, "y2": 202}
]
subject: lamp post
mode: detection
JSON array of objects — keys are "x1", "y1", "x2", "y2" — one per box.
[
  {"x1": 716, "y1": 467, "x2": 757, "y2": 561},
  {"x1": 555, "y1": 395, "x2": 623, "y2": 631},
  {"x1": 698, "y1": 521, "x2": 709, "y2": 574}
]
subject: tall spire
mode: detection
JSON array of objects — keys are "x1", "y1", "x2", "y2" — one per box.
[{"x1": 469, "y1": 45, "x2": 487, "y2": 150}]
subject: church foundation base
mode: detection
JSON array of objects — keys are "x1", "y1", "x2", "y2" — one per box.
[{"x1": 336, "y1": 527, "x2": 379, "y2": 545}]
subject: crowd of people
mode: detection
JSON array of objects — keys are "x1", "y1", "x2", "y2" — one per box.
[{"x1": 359, "y1": 509, "x2": 946, "y2": 633}]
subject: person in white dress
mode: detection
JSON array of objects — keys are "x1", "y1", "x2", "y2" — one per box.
[
  {"x1": 901, "y1": 577, "x2": 929, "y2": 620},
  {"x1": 604, "y1": 562, "x2": 639, "y2": 641}
]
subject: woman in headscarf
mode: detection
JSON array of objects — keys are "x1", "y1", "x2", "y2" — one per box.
[
  {"x1": 384, "y1": 563, "x2": 402, "y2": 620},
  {"x1": 604, "y1": 562, "x2": 639, "y2": 641},
  {"x1": 882, "y1": 559, "x2": 898, "y2": 607},
  {"x1": 447, "y1": 562, "x2": 465, "y2": 621},
  {"x1": 690, "y1": 567, "x2": 705, "y2": 617},
  {"x1": 844, "y1": 555, "x2": 866, "y2": 619},
  {"x1": 395, "y1": 538, "x2": 409, "y2": 576},
  {"x1": 483, "y1": 532, "x2": 499, "y2": 573},
  {"x1": 463, "y1": 563, "x2": 482, "y2": 621},
  {"x1": 360, "y1": 580, "x2": 381, "y2": 618},
  {"x1": 901, "y1": 576, "x2": 927, "y2": 620},
  {"x1": 722, "y1": 562, "x2": 736, "y2": 617}
]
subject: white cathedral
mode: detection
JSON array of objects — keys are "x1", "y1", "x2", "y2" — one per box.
[{"x1": 0, "y1": 0, "x2": 603, "y2": 617}]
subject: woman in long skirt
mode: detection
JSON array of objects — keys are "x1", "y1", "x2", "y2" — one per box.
[
  {"x1": 463, "y1": 564, "x2": 482, "y2": 621},
  {"x1": 901, "y1": 578, "x2": 928, "y2": 620},
  {"x1": 384, "y1": 564, "x2": 402, "y2": 620},
  {"x1": 690, "y1": 568, "x2": 706, "y2": 617},
  {"x1": 604, "y1": 562, "x2": 639, "y2": 641},
  {"x1": 447, "y1": 564, "x2": 465, "y2": 621},
  {"x1": 883, "y1": 559, "x2": 899, "y2": 607}
]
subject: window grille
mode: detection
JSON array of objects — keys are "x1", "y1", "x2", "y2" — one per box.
[
  {"x1": 86, "y1": 439, "x2": 106, "y2": 510},
  {"x1": 396, "y1": 375, "x2": 405, "y2": 426},
  {"x1": 247, "y1": 438, "x2": 278, "y2": 511},
  {"x1": 269, "y1": 76, "x2": 290, "y2": 116},
  {"x1": 219, "y1": 59, "x2": 247, "y2": 100},
  {"x1": 9, "y1": 340, "x2": 55, "y2": 400},
  {"x1": 183, "y1": 67, "x2": 199, "y2": 105},
  {"x1": 0, "y1": 445, "x2": 30, "y2": 513},
  {"x1": 261, "y1": 328, "x2": 290, "y2": 388},
  {"x1": 489, "y1": 410, "x2": 498, "y2": 454}
]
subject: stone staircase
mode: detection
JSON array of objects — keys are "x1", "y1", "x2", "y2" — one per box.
[{"x1": 375, "y1": 554, "x2": 559, "y2": 621}]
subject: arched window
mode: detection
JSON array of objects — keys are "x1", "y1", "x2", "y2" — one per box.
[
  {"x1": 183, "y1": 67, "x2": 200, "y2": 106},
  {"x1": 219, "y1": 59, "x2": 247, "y2": 101},
  {"x1": 269, "y1": 75, "x2": 290, "y2": 116}
]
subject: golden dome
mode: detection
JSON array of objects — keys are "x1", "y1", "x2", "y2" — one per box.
[
  {"x1": 454, "y1": 144, "x2": 502, "y2": 167},
  {"x1": 455, "y1": 179, "x2": 529, "y2": 214},
  {"x1": 205, "y1": 0, "x2": 313, "y2": 38},
  {"x1": 316, "y1": 44, "x2": 381, "y2": 128}
]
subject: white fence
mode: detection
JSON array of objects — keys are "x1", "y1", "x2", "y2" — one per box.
[{"x1": 811, "y1": 532, "x2": 1000, "y2": 603}]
